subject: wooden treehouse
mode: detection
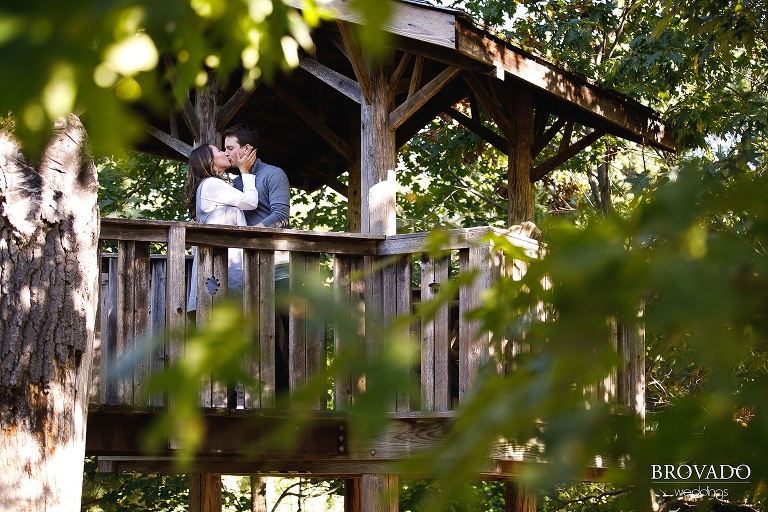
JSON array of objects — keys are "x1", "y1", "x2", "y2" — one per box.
[{"x1": 86, "y1": 0, "x2": 674, "y2": 510}]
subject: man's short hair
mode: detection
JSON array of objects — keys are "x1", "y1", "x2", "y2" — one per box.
[{"x1": 223, "y1": 123, "x2": 259, "y2": 149}]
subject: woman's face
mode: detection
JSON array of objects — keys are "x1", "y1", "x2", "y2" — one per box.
[{"x1": 209, "y1": 145, "x2": 232, "y2": 175}]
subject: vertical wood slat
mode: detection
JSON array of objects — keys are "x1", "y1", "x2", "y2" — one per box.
[
  {"x1": 382, "y1": 256, "x2": 413, "y2": 412},
  {"x1": 166, "y1": 226, "x2": 187, "y2": 409},
  {"x1": 363, "y1": 255, "x2": 384, "y2": 400},
  {"x1": 195, "y1": 246, "x2": 229, "y2": 408},
  {"x1": 617, "y1": 307, "x2": 645, "y2": 422},
  {"x1": 420, "y1": 254, "x2": 451, "y2": 412},
  {"x1": 289, "y1": 252, "x2": 326, "y2": 409},
  {"x1": 333, "y1": 255, "x2": 366, "y2": 411},
  {"x1": 99, "y1": 257, "x2": 118, "y2": 405},
  {"x1": 459, "y1": 245, "x2": 503, "y2": 403},
  {"x1": 242, "y1": 249, "x2": 276, "y2": 409},
  {"x1": 133, "y1": 242, "x2": 151, "y2": 406},
  {"x1": 149, "y1": 258, "x2": 167, "y2": 406},
  {"x1": 116, "y1": 241, "x2": 136, "y2": 405}
]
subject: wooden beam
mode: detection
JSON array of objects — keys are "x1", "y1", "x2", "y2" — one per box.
[
  {"x1": 407, "y1": 55, "x2": 424, "y2": 98},
  {"x1": 462, "y1": 72, "x2": 517, "y2": 141},
  {"x1": 216, "y1": 79, "x2": 262, "y2": 129},
  {"x1": 190, "y1": 474, "x2": 222, "y2": 512},
  {"x1": 143, "y1": 124, "x2": 193, "y2": 158},
  {"x1": 560, "y1": 121, "x2": 574, "y2": 152},
  {"x1": 269, "y1": 82, "x2": 355, "y2": 163},
  {"x1": 163, "y1": 57, "x2": 200, "y2": 141},
  {"x1": 338, "y1": 20, "x2": 373, "y2": 105},
  {"x1": 298, "y1": 165, "x2": 350, "y2": 197},
  {"x1": 299, "y1": 54, "x2": 362, "y2": 104},
  {"x1": 286, "y1": 0, "x2": 457, "y2": 49},
  {"x1": 455, "y1": 20, "x2": 675, "y2": 151},
  {"x1": 532, "y1": 117, "x2": 566, "y2": 157},
  {"x1": 389, "y1": 66, "x2": 460, "y2": 131},
  {"x1": 443, "y1": 106, "x2": 508, "y2": 155},
  {"x1": 531, "y1": 129, "x2": 605, "y2": 182},
  {"x1": 390, "y1": 52, "x2": 413, "y2": 89}
]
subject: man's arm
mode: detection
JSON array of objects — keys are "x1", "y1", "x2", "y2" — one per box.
[{"x1": 259, "y1": 168, "x2": 291, "y2": 228}]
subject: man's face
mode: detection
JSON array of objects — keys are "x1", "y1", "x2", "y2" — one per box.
[{"x1": 223, "y1": 135, "x2": 242, "y2": 167}]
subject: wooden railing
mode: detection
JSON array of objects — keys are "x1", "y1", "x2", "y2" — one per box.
[{"x1": 92, "y1": 218, "x2": 640, "y2": 416}]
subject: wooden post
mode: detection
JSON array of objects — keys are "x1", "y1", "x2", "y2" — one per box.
[
  {"x1": 360, "y1": 56, "x2": 396, "y2": 235},
  {"x1": 189, "y1": 473, "x2": 222, "y2": 512},
  {"x1": 347, "y1": 105, "x2": 362, "y2": 233},
  {"x1": 362, "y1": 474, "x2": 398, "y2": 512},
  {"x1": 507, "y1": 87, "x2": 535, "y2": 225},
  {"x1": 505, "y1": 481, "x2": 536, "y2": 512}
]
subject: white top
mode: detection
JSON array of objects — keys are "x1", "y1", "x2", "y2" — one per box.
[{"x1": 199, "y1": 174, "x2": 258, "y2": 213}]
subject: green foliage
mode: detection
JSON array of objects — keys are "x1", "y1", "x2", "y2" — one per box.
[{"x1": 98, "y1": 152, "x2": 188, "y2": 221}]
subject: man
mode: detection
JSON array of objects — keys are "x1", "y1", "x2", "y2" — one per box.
[{"x1": 223, "y1": 123, "x2": 291, "y2": 398}]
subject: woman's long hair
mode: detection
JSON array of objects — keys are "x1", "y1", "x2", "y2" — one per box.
[{"x1": 185, "y1": 145, "x2": 219, "y2": 220}]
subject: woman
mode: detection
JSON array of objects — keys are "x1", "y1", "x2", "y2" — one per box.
[{"x1": 186, "y1": 144, "x2": 258, "y2": 313}]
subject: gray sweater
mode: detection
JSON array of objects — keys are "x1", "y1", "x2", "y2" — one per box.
[{"x1": 232, "y1": 159, "x2": 291, "y2": 228}]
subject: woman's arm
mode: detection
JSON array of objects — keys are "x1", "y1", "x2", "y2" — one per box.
[{"x1": 199, "y1": 175, "x2": 259, "y2": 212}]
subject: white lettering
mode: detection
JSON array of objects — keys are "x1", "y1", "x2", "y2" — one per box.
[
  {"x1": 652, "y1": 465, "x2": 662, "y2": 480},
  {"x1": 735, "y1": 464, "x2": 751, "y2": 480},
  {"x1": 693, "y1": 465, "x2": 706, "y2": 479},
  {"x1": 720, "y1": 465, "x2": 734, "y2": 480},
  {"x1": 706, "y1": 465, "x2": 717, "y2": 479},
  {"x1": 665, "y1": 464, "x2": 676, "y2": 479},
  {"x1": 677, "y1": 464, "x2": 692, "y2": 480}
]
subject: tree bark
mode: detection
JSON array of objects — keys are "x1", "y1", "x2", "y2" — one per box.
[{"x1": 0, "y1": 114, "x2": 100, "y2": 511}]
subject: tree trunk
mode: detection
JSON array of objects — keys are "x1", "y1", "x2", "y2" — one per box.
[{"x1": 0, "y1": 115, "x2": 100, "y2": 511}]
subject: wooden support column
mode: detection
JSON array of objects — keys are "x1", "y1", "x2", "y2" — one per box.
[
  {"x1": 505, "y1": 481, "x2": 536, "y2": 512},
  {"x1": 189, "y1": 473, "x2": 222, "y2": 512},
  {"x1": 251, "y1": 476, "x2": 267, "y2": 512},
  {"x1": 347, "y1": 104, "x2": 362, "y2": 233},
  {"x1": 507, "y1": 87, "x2": 535, "y2": 225},
  {"x1": 195, "y1": 71, "x2": 220, "y2": 146},
  {"x1": 362, "y1": 474, "x2": 398, "y2": 512},
  {"x1": 360, "y1": 55, "x2": 396, "y2": 235}
]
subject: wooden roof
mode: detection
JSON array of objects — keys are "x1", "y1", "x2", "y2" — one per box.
[{"x1": 137, "y1": 0, "x2": 675, "y2": 193}]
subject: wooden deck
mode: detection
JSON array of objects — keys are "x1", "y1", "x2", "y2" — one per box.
[{"x1": 87, "y1": 218, "x2": 638, "y2": 478}]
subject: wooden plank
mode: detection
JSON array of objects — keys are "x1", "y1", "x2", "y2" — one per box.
[
  {"x1": 269, "y1": 82, "x2": 354, "y2": 162},
  {"x1": 217, "y1": 80, "x2": 262, "y2": 129},
  {"x1": 420, "y1": 255, "x2": 451, "y2": 411},
  {"x1": 299, "y1": 54, "x2": 362, "y2": 104},
  {"x1": 389, "y1": 65, "x2": 460, "y2": 131},
  {"x1": 333, "y1": 256, "x2": 354, "y2": 411},
  {"x1": 458, "y1": 245, "x2": 503, "y2": 402},
  {"x1": 116, "y1": 241, "x2": 136, "y2": 406},
  {"x1": 337, "y1": 20, "x2": 373, "y2": 105},
  {"x1": 289, "y1": 253, "x2": 326, "y2": 409},
  {"x1": 195, "y1": 72, "x2": 219, "y2": 145},
  {"x1": 444, "y1": 106, "x2": 508, "y2": 155},
  {"x1": 407, "y1": 55, "x2": 424, "y2": 98},
  {"x1": 531, "y1": 129, "x2": 605, "y2": 182},
  {"x1": 531, "y1": 117, "x2": 566, "y2": 156},
  {"x1": 100, "y1": 257, "x2": 118, "y2": 405},
  {"x1": 143, "y1": 124, "x2": 193, "y2": 158},
  {"x1": 149, "y1": 258, "x2": 167, "y2": 407},
  {"x1": 287, "y1": 0, "x2": 457, "y2": 50},
  {"x1": 166, "y1": 226, "x2": 187, "y2": 408},
  {"x1": 243, "y1": 250, "x2": 277, "y2": 408},
  {"x1": 455, "y1": 20, "x2": 675, "y2": 151},
  {"x1": 211, "y1": 247, "x2": 229, "y2": 408},
  {"x1": 505, "y1": 482, "x2": 537, "y2": 512},
  {"x1": 391, "y1": 256, "x2": 413, "y2": 412},
  {"x1": 389, "y1": 52, "x2": 412, "y2": 90},
  {"x1": 196, "y1": 246, "x2": 214, "y2": 408},
  {"x1": 463, "y1": 72, "x2": 517, "y2": 141},
  {"x1": 133, "y1": 242, "x2": 152, "y2": 406},
  {"x1": 162, "y1": 57, "x2": 200, "y2": 142}
]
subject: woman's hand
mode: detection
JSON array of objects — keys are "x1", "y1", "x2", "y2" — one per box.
[{"x1": 237, "y1": 146, "x2": 257, "y2": 175}]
